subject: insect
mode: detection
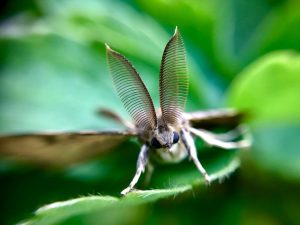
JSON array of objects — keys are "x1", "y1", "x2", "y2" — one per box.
[
  {"x1": 0, "y1": 27, "x2": 251, "y2": 195},
  {"x1": 105, "y1": 27, "x2": 251, "y2": 195}
]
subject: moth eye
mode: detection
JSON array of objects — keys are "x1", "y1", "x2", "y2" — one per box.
[
  {"x1": 173, "y1": 132, "x2": 179, "y2": 144},
  {"x1": 151, "y1": 137, "x2": 162, "y2": 148}
]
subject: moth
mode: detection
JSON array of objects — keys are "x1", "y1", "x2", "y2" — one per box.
[
  {"x1": 0, "y1": 27, "x2": 251, "y2": 195},
  {"x1": 105, "y1": 27, "x2": 251, "y2": 195}
]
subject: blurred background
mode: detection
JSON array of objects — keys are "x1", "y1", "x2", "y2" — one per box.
[{"x1": 0, "y1": 0, "x2": 300, "y2": 224}]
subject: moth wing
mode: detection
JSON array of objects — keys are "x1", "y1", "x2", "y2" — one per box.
[
  {"x1": 184, "y1": 109, "x2": 245, "y2": 129},
  {"x1": 0, "y1": 130, "x2": 136, "y2": 167}
]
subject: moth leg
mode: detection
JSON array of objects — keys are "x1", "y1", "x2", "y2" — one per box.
[
  {"x1": 189, "y1": 127, "x2": 252, "y2": 150},
  {"x1": 121, "y1": 144, "x2": 149, "y2": 196},
  {"x1": 205, "y1": 125, "x2": 250, "y2": 142},
  {"x1": 180, "y1": 129, "x2": 211, "y2": 184}
]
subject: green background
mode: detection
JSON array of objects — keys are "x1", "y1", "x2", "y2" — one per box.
[{"x1": 0, "y1": 0, "x2": 300, "y2": 224}]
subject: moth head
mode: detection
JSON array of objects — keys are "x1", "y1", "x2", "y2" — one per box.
[{"x1": 150, "y1": 125, "x2": 179, "y2": 149}]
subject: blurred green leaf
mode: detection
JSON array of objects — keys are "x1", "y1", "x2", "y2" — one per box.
[
  {"x1": 227, "y1": 51, "x2": 300, "y2": 180},
  {"x1": 214, "y1": 0, "x2": 277, "y2": 74},
  {"x1": 215, "y1": 0, "x2": 300, "y2": 76},
  {"x1": 0, "y1": 34, "x2": 120, "y2": 132},
  {"x1": 257, "y1": 1, "x2": 300, "y2": 56},
  {"x1": 23, "y1": 157, "x2": 239, "y2": 225},
  {"x1": 227, "y1": 51, "x2": 300, "y2": 124},
  {"x1": 252, "y1": 124, "x2": 300, "y2": 180}
]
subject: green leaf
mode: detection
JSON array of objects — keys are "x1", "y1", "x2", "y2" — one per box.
[
  {"x1": 213, "y1": 0, "x2": 300, "y2": 78},
  {"x1": 257, "y1": 1, "x2": 300, "y2": 56},
  {"x1": 0, "y1": 34, "x2": 121, "y2": 133},
  {"x1": 227, "y1": 51, "x2": 300, "y2": 180},
  {"x1": 214, "y1": 0, "x2": 279, "y2": 71},
  {"x1": 22, "y1": 157, "x2": 240, "y2": 225},
  {"x1": 227, "y1": 51, "x2": 300, "y2": 124},
  {"x1": 252, "y1": 124, "x2": 300, "y2": 180}
]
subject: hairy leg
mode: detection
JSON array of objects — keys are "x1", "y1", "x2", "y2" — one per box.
[
  {"x1": 206, "y1": 125, "x2": 249, "y2": 141},
  {"x1": 121, "y1": 144, "x2": 149, "y2": 195},
  {"x1": 180, "y1": 129, "x2": 210, "y2": 184},
  {"x1": 189, "y1": 127, "x2": 252, "y2": 150}
]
